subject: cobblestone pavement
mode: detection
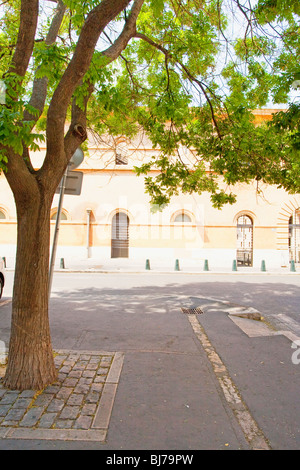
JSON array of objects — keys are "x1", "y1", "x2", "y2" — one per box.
[{"x1": 0, "y1": 349, "x2": 124, "y2": 442}]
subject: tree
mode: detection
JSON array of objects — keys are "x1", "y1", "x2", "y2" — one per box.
[
  {"x1": 133, "y1": 0, "x2": 300, "y2": 207},
  {"x1": 0, "y1": 0, "x2": 298, "y2": 390}
]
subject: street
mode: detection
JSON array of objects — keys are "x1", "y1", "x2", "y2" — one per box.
[
  {"x1": 50, "y1": 271, "x2": 300, "y2": 337},
  {"x1": 3, "y1": 269, "x2": 300, "y2": 339}
]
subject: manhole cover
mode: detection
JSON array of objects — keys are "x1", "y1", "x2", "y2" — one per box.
[{"x1": 181, "y1": 307, "x2": 204, "y2": 315}]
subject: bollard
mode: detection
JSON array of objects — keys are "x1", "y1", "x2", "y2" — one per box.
[
  {"x1": 204, "y1": 259, "x2": 209, "y2": 271},
  {"x1": 290, "y1": 260, "x2": 296, "y2": 272},
  {"x1": 232, "y1": 259, "x2": 237, "y2": 271},
  {"x1": 2, "y1": 257, "x2": 6, "y2": 268},
  {"x1": 174, "y1": 259, "x2": 180, "y2": 271},
  {"x1": 261, "y1": 260, "x2": 266, "y2": 272},
  {"x1": 60, "y1": 258, "x2": 65, "y2": 269},
  {"x1": 145, "y1": 259, "x2": 150, "y2": 270}
]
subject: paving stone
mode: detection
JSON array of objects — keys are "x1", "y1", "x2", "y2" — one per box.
[
  {"x1": 54, "y1": 356, "x2": 67, "y2": 366},
  {"x1": 91, "y1": 383, "x2": 103, "y2": 393},
  {"x1": 19, "y1": 390, "x2": 36, "y2": 398},
  {"x1": 97, "y1": 367, "x2": 109, "y2": 375},
  {"x1": 55, "y1": 419, "x2": 74, "y2": 429},
  {"x1": 77, "y1": 360, "x2": 89, "y2": 367},
  {"x1": 33, "y1": 393, "x2": 54, "y2": 407},
  {"x1": 86, "y1": 363, "x2": 98, "y2": 370},
  {"x1": 85, "y1": 391, "x2": 100, "y2": 404},
  {"x1": 69, "y1": 370, "x2": 82, "y2": 378},
  {"x1": 73, "y1": 383, "x2": 90, "y2": 394},
  {"x1": 89, "y1": 357, "x2": 100, "y2": 364},
  {"x1": 78, "y1": 377, "x2": 93, "y2": 385},
  {"x1": 4, "y1": 406, "x2": 27, "y2": 421},
  {"x1": 58, "y1": 373, "x2": 68, "y2": 382},
  {"x1": 46, "y1": 399, "x2": 65, "y2": 413},
  {"x1": 73, "y1": 363, "x2": 86, "y2": 371},
  {"x1": 38, "y1": 412, "x2": 57, "y2": 429},
  {"x1": 94, "y1": 375, "x2": 106, "y2": 383},
  {"x1": 19, "y1": 406, "x2": 44, "y2": 427},
  {"x1": 60, "y1": 365, "x2": 72, "y2": 374},
  {"x1": 101, "y1": 357, "x2": 112, "y2": 366},
  {"x1": 0, "y1": 392, "x2": 19, "y2": 404},
  {"x1": 63, "y1": 377, "x2": 78, "y2": 387},
  {"x1": 13, "y1": 397, "x2": 33, "y2": 408},
  {"x1": 80, "y1": 355, "x2": 91, "y2": 361},
  {"x1": 0, "y1": 404, "x2": 11, "y2": 416},
  {"x1": 82, "y1": 369, "x2": 96, "y2": 378},
  {"x1": 59, "y1": 405, "x2": 80, "y2": 420},
  {"x1": 67, "y1": 354, "x2": 79, "y2": 361},
  {"x1": 43, "y1": 384, "x2": 60, "y2": 394},
  {"x1": 67, "y1": 393, "x2": 84, "y2": 406},
  {"x1": 63, "y1": 360, "x2": 76, "y2": 367},
  {"x1": 81, "y1": 403, "x2": 97, "y2": 416},
  {"x1": 1, "y1": 419, "x2": 20, "y2": 426},
  {"x1": 73, "y1": 415, "x2": 93, "y2": 430},
  {"x1": 56, "y1": 387, "x2": 73, "y2": 400}
]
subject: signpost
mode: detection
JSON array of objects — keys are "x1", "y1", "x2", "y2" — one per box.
[
  {"x1": 55, "y1": 171, "x2": 83, "y2": 196},
  {"x1": 48, "y1": 148, "x2": 84, "y2": 297}
]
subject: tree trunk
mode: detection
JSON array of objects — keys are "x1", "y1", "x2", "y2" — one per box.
[{"x1": 3, "y1": 193, "x2": 57, "y2": 391}]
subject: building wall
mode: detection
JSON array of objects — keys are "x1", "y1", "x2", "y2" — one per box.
[
  {"x1": 1, "y1": 166, "x2": 299, "y2": 269},
  {"x1": 0, "y1": 110, "x2": 299, "y2": 269}
]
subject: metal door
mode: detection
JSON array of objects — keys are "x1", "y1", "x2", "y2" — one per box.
[
  {"x1": 111, "y1": 212, "x2": 129, "y2": 258},
  {"x1": 289, "y1": 210, "x2": 300, "y2": 264},
  {"x1": 236, "y1": 215, "x2": 253, "y2": 266}
]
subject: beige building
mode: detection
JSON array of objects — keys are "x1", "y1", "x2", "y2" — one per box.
[{"x1": 0, "y1": 110, "x2": 299, "y2": 270}]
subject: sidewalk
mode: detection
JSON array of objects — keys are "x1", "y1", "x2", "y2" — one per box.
[
  {"x1": 0, "y1": 285, "x2": 299, "y2": 450},
  {"x1": 54, "y1": 257, "x2": 300, "y2": 275},
  {"x1": 3, "y1": 253, "x2": 299, "y2": 274}
]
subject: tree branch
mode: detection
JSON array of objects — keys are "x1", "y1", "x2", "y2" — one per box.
[
  {"x1": 8, "y1": 0, "x2": 38, "y2": 79},
  {"x1": 101, "y1": 0, "x2": 145, "y2": 63},
  {"x1": 47, "y1": 0, "x2": 132, "y2": 124},
  {"x1": 23, "y1": 0, "x2": 66, "y2": 124},
  {"x1": 62, "y1": 0, "x2": 145, "y2": 169},
  {"x1": 45, "y1": 0, "x2": 132, "y2": 173},
  {"x1": 134, "y1": 32, "x2": 223, "y2": 139},
  {"x1": 63, "y1": 81, "x2": 94, "y2": 162},
  {"x1": 2, "y1": 0, "x2": 39, "y2": 198},
  {"x1": 135, "y1": 32, "x2": 170, "y2": 57},
  {"x1": 1, "y1": 142, "x2": 38, "y2": 205}
]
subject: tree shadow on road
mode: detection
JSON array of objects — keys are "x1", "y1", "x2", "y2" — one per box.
[{"x1": 46, "y1": 279, "x2": 300, "y2": 350}]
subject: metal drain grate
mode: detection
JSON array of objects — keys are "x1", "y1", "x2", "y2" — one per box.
[{"x1": 181, "y1": 307, "x2": 204, "y2": 315}]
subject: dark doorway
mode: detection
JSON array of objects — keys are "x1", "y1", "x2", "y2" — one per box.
[
  {"x1": 111, "y1": 212, "x2": 129, "y2": 258},
  {"x1": 289, "y1": 210, "x2": 300, "y2": 264}
]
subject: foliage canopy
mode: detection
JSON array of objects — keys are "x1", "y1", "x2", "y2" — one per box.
[{"x1": 0, "y1": 0, "x2": 299, "y2": 208}]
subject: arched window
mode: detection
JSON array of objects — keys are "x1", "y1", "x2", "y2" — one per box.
[
  {"x1": 289, "y1": 209, "x2": 300, "y2": 263},
  {"x1": 115, "y1": 137, "x2": 129, "y2": 165},
  {"x1": 173, "y1": 212, "x2": 192, "y2": 223},
  {"x1": 236, "y1": 214, "x2": 253, "y2": 266},
  {"x1": 0, "y1": 209, "x2": 6, "y2": 219},
  {"x1": 111, "y1": 211, "x2": 129, "y2": 258},
  {"x1": 51, "y1": 210, "x2": 68, "y2": 221}
]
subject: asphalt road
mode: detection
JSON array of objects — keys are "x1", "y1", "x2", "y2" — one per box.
[
  {"x1": 2, "y1": 270, "x2": 300, "y2": 335},
  {"x1": 52, "y1": 271, "x2": 300, "y2": 336}
]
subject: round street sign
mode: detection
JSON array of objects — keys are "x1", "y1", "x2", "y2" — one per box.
[{"x1": 69, "y1": 147, "x2": 84, "y2": 170}]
